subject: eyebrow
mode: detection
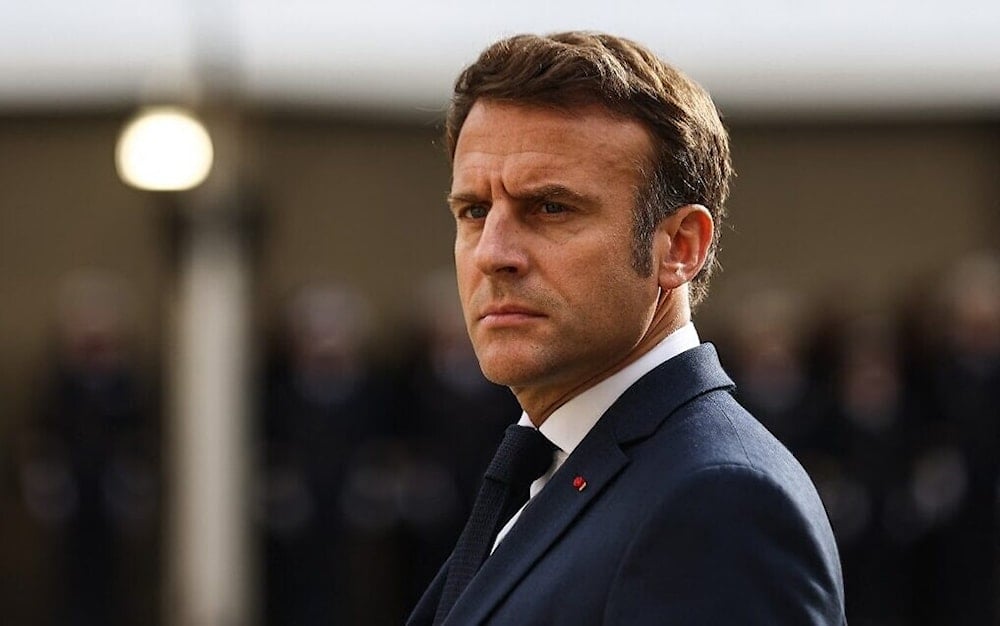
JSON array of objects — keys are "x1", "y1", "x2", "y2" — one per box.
[
  {"x1": 447, "y1": 184, "x2": 594, "y2": 207},
  {"x1": 446, "y1": 191, "x2": 481, "y2": 206},
  {"x1": 517, "y1": 184, "x2": 593, "y2": 206}
]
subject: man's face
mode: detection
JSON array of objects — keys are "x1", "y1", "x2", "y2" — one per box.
[{"x1": 450, "y1": 100, "x2": 662, "y2": 398}]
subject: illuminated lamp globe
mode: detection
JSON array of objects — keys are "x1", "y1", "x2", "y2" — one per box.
[{"x1": 116, "y1": 107, "x2": 214, "y2": 191}]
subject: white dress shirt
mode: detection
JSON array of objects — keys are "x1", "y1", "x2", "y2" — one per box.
[{"x1": 491, "y1": 322, "x2": 701, "y2": 551}]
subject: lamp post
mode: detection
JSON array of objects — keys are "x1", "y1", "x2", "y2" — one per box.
[{"x1": 117, "y1": 105, "x2": 256, "y2": 626}]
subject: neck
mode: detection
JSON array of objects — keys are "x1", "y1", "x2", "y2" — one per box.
[{"x1": 516, "y1": 288, "x2": 689, "y2": 427}]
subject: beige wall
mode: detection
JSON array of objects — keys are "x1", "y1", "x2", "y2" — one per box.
[
  {"x1": 253, "y1": 116, "x2": 455, "y2": 334},
  {"x1": 701, "y1": 122, "x2": 1000, "y2": 330},
  {"x1": 1, "y1": 113, "x2": 998, "y2": 425}
]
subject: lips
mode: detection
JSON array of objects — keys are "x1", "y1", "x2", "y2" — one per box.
[
  {"x1": 478, "y1": 303, "x2": 546, "y2": 326},
  {"x1": 480, "y1": 304, "x2": 542, "y2": 318}
]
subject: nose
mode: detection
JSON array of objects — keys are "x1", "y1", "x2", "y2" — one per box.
[{"x1": 473, "y1": 203, "x2": 528, "y2": 276}]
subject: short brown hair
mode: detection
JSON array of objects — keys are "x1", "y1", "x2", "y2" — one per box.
[{"x1": 446, "y1": 31, "x2": 732, "y2": 308}]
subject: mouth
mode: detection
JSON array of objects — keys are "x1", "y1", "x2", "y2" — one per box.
[{"x1": 478, "y1": 304, "x2": 545, "y2": 326}]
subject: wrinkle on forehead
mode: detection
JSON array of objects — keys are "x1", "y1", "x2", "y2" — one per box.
[{"x1": 451, "y1": 101, "x2": 652, "y2": 203}]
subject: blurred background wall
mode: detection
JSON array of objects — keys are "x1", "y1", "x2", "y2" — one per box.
[{"x1": 1, "y1": 2, "x2": 999, "y2": 625}]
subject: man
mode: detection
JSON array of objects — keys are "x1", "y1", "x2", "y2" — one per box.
[{"x1": 409, "y1": 31, "x2": 846, "y2": 625}]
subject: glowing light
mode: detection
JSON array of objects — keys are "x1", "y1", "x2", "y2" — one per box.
[{"x1": 116, "y1": 107, "x2": 214, "y2": 191}]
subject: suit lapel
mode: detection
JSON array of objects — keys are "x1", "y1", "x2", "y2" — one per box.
[
  {"x1": 440, "y1": 344, "x2": 734, "y2": 625},
  {"x1": 406, "y1": 556, "x2": 449, "y2": 625},
  {"x1": 609, "y1": 343, "x2": 734, "y2": 444},
  {"x1": 444, "y1": 422, "x2": 628, "y2": 625}
]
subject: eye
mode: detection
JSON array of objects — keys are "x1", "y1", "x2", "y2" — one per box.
[
  {"x1": 459, "y1": 205, "x2": 488, "y2": 219},
  {"x1": 540, "y1": 201, "x2": 568, "y2": 215}
]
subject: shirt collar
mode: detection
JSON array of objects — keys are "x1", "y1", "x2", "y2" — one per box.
[{"x1": 517, "y1": 322, "x2": 700, "y2": 455}]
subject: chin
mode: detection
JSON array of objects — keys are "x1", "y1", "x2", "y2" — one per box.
[
  {"x1": 473, "y1": 336, "x2": 555, "y2": 387},
  {"x1": 477, "y1": 362, "x2": 521, "y2": 387},
  {"x1": 476, "y1": 354, "x2": 540, "y2": 388}
]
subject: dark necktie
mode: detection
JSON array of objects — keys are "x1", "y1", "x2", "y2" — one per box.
[{"x1": 433, "y1": 424, "x2": 555, "y2": 625}]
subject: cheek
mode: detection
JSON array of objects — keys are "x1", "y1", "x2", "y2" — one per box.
[
  {"x1": 456, "y1": 281, "x2": 477, "y2": 325},
  {"x1": 452, "y1": 265, "x2": 471, "y2": 308},
  {"x1": 454, "y1": 248, "x2": 476, "y2": 288},
  {"x1": 589, "y1": 266, "x2": 657, "y2": 328}
]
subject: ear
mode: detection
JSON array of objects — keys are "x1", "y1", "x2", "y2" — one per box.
[{"x1": 654, "y1": 204, "x2": 714, "y2": 291}]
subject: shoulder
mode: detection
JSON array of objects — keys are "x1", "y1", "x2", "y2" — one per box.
[
  {"x1": 630, "y1": 386, "x2": 802, "y2": 482},
  {"x1": 603, "y1": 390, "x2": 845, "y2": 624},
  {"x1": 606, "y1": 458, "x2": 845, "y2": 624},
  {"x1": 642, "y1": 387, "x2": 837, "y2": 554}
]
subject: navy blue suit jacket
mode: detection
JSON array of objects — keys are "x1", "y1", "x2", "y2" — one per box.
[{"x1": 408, "y1": 344, "x2": 846, "y2": 625}]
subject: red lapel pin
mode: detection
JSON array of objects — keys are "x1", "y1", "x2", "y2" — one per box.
[{"x1": 572, "y1": 475, "x2": 587, "y2": 491}]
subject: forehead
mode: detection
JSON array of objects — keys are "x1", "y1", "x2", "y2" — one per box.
[{"x1": 451, "y1": 100, "x2": 653, "y2": 193}]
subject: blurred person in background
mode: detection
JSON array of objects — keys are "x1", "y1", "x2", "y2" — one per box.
[
  {"x1": 257, "y1": 283, "x2": 395, "y2": 625},
  {"x1": 16, "y1": 270, "x2": 159, "y2": 626},
  {"x1": 723, "y1": 284, "x2": 829, "y2": 461},
  {"x1": 820, "y1": 312, "x2": 925, "y2": 626},
  {"x1": 914, "y1": 251, "x2": 1000, "y2": 626},
  {"x1": 408, "y1": 31, "x2": 845, "y2": 625}
]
